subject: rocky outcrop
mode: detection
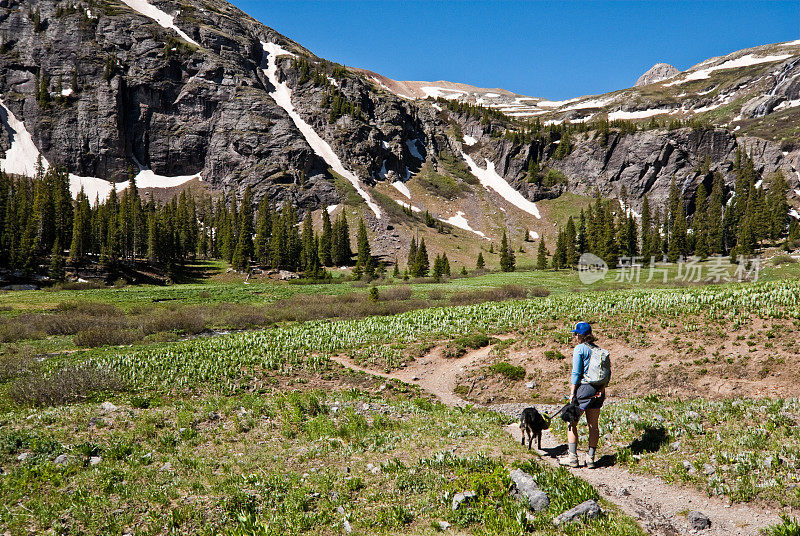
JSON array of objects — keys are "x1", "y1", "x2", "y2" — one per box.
[
  {"x1": 635, "y1": 63, "x2": 681, "y2": 87},
  {"x1": 0, "y1": 0, "x2": 435, "y2": 212}
]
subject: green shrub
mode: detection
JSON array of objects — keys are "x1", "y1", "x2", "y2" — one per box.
[
  {"x1": 488, "y1": 362, "x2": 525, "y2": 380},
  {"x1": 762, "y1": 515, "x2": 800, "y2": 536},
  {"x1": 544, "y1": 349, "x2": 567, "y2": 360}
]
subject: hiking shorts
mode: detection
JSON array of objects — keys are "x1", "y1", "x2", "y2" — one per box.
[{"x1": 576, "y1": 383, "x2": 605, "y2": 410}]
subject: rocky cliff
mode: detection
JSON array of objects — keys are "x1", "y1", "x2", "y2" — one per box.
[
  {"x1": 635, "y1": 63, "x2": 681, "y2": 87},
  {"x1": 2, "y1": 0, "x2": 799, "y2": 235}
]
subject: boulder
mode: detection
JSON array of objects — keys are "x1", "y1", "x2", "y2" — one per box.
[
  {"x1": 54, "y1": 454, "x2": 70, "y2": 465},
  {"x1": 452, "y1": 490, "x2": 477, "y2": 511},
  {"x1": 688, "y1": 510, "x2": 711, "y2": 530},
  {"x1": 635, "y1": 63, "x2": 681, "y2": 87},
  {"x1": 509, "y1": 469, "x2": 550, "y2": 512},
  {"x1": 552, "y1": 500, "x2": 602, "y2": 525},
  {"x1": 100, "y1": 401, "x2": 118, "y2": 413}
]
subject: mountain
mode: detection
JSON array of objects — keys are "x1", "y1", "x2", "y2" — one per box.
[
  {"x1": 634, "y1": 63, "x2": 680, "y2": 87},
  {"x1": 2, "y1": 0, "x2": 800, "y2": 258}
]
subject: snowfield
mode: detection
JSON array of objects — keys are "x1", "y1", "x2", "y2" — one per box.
[
  {"x1": 665, "y1": 53, "x2": 793, "y2": 86},
  {"x1": 420, "y1": 86, "x2": 467, "y2": 99},
  {"x1": 529, "y1": 230, "x2": 540, "y2": 240},
  {"x1": 462, "y1": 135, "x2": 477, "y2": 146},
  {"x1": 440, "y1": 211, "x2": 487, "y2": 238},
  {"x1": 608, "y1": 108, "x2": 674, "y2": 120},
  {"x1": 262, "y1": 41, "x2": 382, "y2": 219},
  {"x1": 119, "y1": 0, "x2": 199, "y2": 46},
  {"x1": 0, "y1": 98, "x2": 44, "y2": 177},
  {"x1": 391, "y1": 181, "x2": 411, "y2": 199},
  {"x1": 460, "y1": 152, "x2": 541, "y2": 218}
]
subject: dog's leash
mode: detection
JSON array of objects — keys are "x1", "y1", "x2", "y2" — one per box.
[{"x1": 545, "y1": 403, "x2": 573, "y2": 419}]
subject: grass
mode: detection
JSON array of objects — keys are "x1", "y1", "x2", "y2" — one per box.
[{"x1": 0, "y1": 388, "x2": 643, "y2": 535}]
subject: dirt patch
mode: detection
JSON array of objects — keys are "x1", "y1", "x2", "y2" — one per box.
[{"x1": 450, "y1": 317, "x2": 800, "y2": 405}]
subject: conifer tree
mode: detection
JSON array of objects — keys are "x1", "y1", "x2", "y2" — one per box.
[
  {"x1": 412, "y1": 238, "x2": 429, "y2": 277},
  {"x1": 499, "y1": 229, "x2": 515, "y2": 272},
  {"x1": 407, "y1": 236, "x2": 418, "y2": 272},
  {"x1": 254, "y1": 197, "x2": 272, "y2": 265},
  {"x1": 355, "y1": 218, "x2": 374, "y2": 279},
  {"x1": 640, "y1": 196, "x2": 652, "y2": 259},
  {"x1": 49, "y1": 238, "x2": 65, "y2": 281},
  {"x1": 332, "y1": 212, "x2": 351, "y2": 266},
  {"x1": 767, "y1": 171, "x2": 789, "y2": 241},
  {"x1": 707, "y1": 173, "x2": 725, "y2": 255},
  {"x1": 536, "y1": 239, "x2": 548, "y2": 270},
  {"x1": 476, "y1": 251, "x2": 485, "y2": 270},
  {"x1": 564, "y1": 217, "x2": 578, "y2": 267},
  {"x1": 667, "y1": 198, "x2": 688, "y2": 263},
  {"x1": 319, "y1": 208, "x2": 333, "y2": 266},
  {"x1": 301, "y1": 211, "x2": 315, "y2": 271}
]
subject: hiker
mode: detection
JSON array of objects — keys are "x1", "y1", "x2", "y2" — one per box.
[{"x1": 561, "y1": 321, "x2": 610, "y2": 469}]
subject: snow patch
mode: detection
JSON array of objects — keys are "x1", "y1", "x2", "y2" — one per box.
[
  {"x1": 60, "y1": 88, "x2": 73, "y2": 97},
  {"x1": 529, "y1": 230, "x2": 539, "y2": 240},
  {"x1": 462, "y1": 135, "x2": 477, "y2": 146},
  {"x1": 119, "y1": 0, "x2": 199, "y2": 46},
  {"x1": 391, "y1": 181, "x2": 411, "y2": 199},
  {"x1": 460, "y1": 152, "x2": 541, "y2": 219},
  {"x1": 406, "y1": 139, "x2": 423, "y2": 160},
  {"x1": 484, "y1": 92, "x2": 500, "y2": 98},
  {"x1": 395, "y1": 199, "x2": 421, "y2": 213},
  {"x1": 665, "y1": 53, "x2": 793, "y2": 86},
  {"x1": 790, "y1": 208, "x2": 800, "y2": 220},
  {"x1": 560, "y1": 95, "x2": 615, "y2": 111},
  {"x1": 608, "y1": 108, "x2": 673, "y2": 120},
  {"x1": 262, "y1": 42, "x2": 381, "y2": 219},
  {"x1": 755, "y1": 179, "x2": 763, "y2": 189},
  {"x1": 440, "y1": 211, "x2": 487, "y2": 238},
  {"x1": 794, "y1": 189, "x2": 800, "y2": 197},
  {"x1": 774, "y1": 99, "x2": 800, "y2": 111},
  {"x1": 431, "y1": 103, "x2": 442, "y2": 111},
  {"x1": 0, "y1": 98, "x2": 45, "y2": 177},
  {"x1": 326, "y1": 76, "x2": 339, "y2": 88},
  {"x1": 326, "y1": 204, "x2": 339, "y2": 214},
  {"x1": 420, "y1": 86, "x2": 467, "y2": 99}
]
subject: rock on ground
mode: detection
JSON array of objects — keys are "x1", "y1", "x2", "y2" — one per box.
[
  {"x1": 509, "y1": 468, "x2": 550, "y2": 512},
  {"x1": 688, "y1": 510, "x2": 711, "y2": 530},
  {"x1": 553, "y1": 500, "x2": 602, "y2": 525},
  {"x1": 452, "y1": 491, "x2": 477, "y2": 511}
]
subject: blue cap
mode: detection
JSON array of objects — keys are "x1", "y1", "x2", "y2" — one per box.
[{"x1": 571, "y1": 322, "x2": 592, "y2": 335}]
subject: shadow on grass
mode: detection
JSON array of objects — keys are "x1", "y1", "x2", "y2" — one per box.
[{"x1": 629, "y1": 425, "x2": 669, "y2": 454}]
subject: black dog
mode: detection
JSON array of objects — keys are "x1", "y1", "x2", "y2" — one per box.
[{"x1": 519, "y1": 407, "x2": 549, "y2": 450}]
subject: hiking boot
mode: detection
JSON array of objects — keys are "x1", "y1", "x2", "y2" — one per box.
[
  {"x1": 559, "y1": 454, "x2": 579, "y2": 468},
  {"x1": 586, "y1": 457, "x2": 596, "y2": 469}
]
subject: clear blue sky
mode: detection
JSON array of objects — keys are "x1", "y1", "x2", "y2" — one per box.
[{"x1": 230, "y1": 1, "x2": 800, "y2": 100}]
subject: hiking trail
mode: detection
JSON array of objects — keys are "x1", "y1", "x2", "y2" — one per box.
[{"x1": 330, "y1": 347, "x2": 785, "y2": 536}]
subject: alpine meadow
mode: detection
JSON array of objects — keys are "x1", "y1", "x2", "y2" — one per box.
[{"x1": 2, "y1": 1, "x2": 800, "y2": 535}]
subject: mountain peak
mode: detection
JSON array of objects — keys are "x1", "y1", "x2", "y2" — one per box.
[{"x1": 635, "y1": 63, "x2": 681, "y2": 87}]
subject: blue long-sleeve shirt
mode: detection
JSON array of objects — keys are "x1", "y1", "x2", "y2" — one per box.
[{"x1": 571, "y1": 343, "x2": 594, "y2": 385}]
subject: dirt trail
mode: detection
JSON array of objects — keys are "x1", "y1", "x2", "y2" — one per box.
[{"x1": 330, "y1": 348, "x2": 784, "y2": 536}]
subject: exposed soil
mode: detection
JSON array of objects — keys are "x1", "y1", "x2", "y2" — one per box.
[
  {"x1": 330, "y1": 338, "x2": 793, "y2": 536},
  {"x1": 449, "y1": 318, "x2": 800, "y2": 406}
]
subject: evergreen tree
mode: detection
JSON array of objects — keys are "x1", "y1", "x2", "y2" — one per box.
[
  {"x1": 667, "y1": 198, "x2": 688, "y2": 263},
  {"x1": 49, "y1": 238, "x2": 65, "y2": 282},
  {"x1": 577, "y1": 210, "x2": 587, "y2": 254},
  {"x1": 640, "y1": 196, "x2": 652, "y2": 259},
  {"x1": 499, "y1": 229, "x2": 515, "y2": 272},
  {"x1": 319, "y1": 208, "x2": 333, "y2": 266},
  {"x1": 536, "y1": 239, "x2": 548, "y2": 270},
  {"x1": 254, "y1": 197, "x2": 273, "y2": 265},
  {"x1": 693, "y1": 184, "x2": 709, "y2": 259},
  {"x1": 301, "y1": 211, "x2": 315, "y2": 271},
  {"x1": 564, "y1": 217, "x2": 578, "y2": 267},
  {"x1": 407, "y1": 236, "x2": 418, "y2": 272},
  {"x1": 767, "y1": 171, "x2": 789, "y2": 241},
  {"x1": 69, "y1": 188, "x2": 91, "y2": 266},
  {"x1": 707, "y1": 173, "x2": 725, "y2": 255},
  {"x1": 332, "y1": 212, "x2": 351, "y2": 266},
  {"x1": 354, "y1": 218, "x2": 374, "y2": 279},
  {"x1": 476, "y1": 251, "x2": 485, "y2": 270},
  {"x1": 412, "y1": 238, "x2": 429, "y2": 277}
]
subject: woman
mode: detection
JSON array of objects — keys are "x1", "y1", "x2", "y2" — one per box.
[{"x1": 562, "y1": 321, "x2": 605, "y2": 469}]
